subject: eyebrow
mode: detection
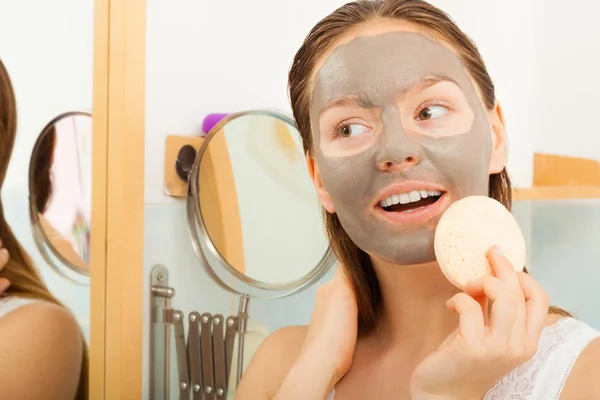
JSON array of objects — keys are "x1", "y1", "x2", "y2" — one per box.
[
  {"x1": 318, "y1": 75, "x2": 461, "y2": 115},
  {"x1": 410, "y1": 75, "x2": 460, "y2": 94}
]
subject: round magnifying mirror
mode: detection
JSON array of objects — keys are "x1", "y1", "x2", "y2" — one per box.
[
  {"x1": 188, "y1": 110, "x2": 334, "y2": 299},
  {"x1": 29, "y1": 111, "x2": 92, "y2": 284}
]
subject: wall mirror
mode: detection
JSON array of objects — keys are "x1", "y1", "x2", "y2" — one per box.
[
  {"x1": 191, "y1": 110, "x2": 332, "y2": 293},
  {"x1": 29, "y1": 111, "x2": 92, "y2": 284}
]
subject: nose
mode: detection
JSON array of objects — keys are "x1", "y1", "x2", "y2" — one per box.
[
  {"x1": 376, "y1": 112, "x2": 422, "y2": 173},
  {"x1": 377, "y1": 152, "x2": 419, "y2": 172}
]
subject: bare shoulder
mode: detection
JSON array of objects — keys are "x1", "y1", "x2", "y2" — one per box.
[
  {"x1": 560, "y1": 336, "x2": 600, "y2": 399},
  {"x1": 0, "y1": 300, "x2": 82, "y2": 336},
  {"x1": 236, "y1": 325, "x2": 309, "y2": 399},
  {"x1": 0, "y1": 300, "x2": 83, "y2": 399}
]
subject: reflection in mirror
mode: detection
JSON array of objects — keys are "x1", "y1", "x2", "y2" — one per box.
[
  {"x1": 29, "y1": 112, "x2": 92, "y2": 281},
  {"x1": 195, "y1": 111, "x2": 330, "y2": 290}
]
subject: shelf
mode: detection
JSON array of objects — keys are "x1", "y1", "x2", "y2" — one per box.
[{"x1": 512, "y1": 186, "x2": 600, "y2": 200}]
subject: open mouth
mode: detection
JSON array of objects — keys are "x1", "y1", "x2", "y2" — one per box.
[{"x1": 378, "y1": 190, "x2": 444, "y2": 213}]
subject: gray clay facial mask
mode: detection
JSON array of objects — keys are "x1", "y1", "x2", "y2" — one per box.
[{"x1": 311, "y1": 32, "x2": 493, "y2": 265}]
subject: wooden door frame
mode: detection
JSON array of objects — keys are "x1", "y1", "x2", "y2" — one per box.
[{"x1": 91, "y1": 0, "x2": 145, "y2": 398}]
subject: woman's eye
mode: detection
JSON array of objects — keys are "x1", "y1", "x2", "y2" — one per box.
[
  {"x1": 417, "y1": 105, "x2": 449, "y2": 121},
  {"x1": 338, "y1": 123, "x2": 369, "y2": 138}
]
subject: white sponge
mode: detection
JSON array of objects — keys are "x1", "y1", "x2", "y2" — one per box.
[{"x1": 434, "y1": 196, "x2": 526, "y2": 289}]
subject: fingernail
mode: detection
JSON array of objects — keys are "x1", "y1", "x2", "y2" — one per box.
[
  {"x1": 495, "y1": 246, "x2": 505, "y2": 256},
  {"x1": 1, "y1": 248, "x2": 8, "y2": 257},
  {"x1": 0, "y1": 281, "x2": 10, "y2": 292}
]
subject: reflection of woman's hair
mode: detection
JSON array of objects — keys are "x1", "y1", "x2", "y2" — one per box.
[
  {"x1": 0, "y1": 58, "x2": 88, "y2": 398},
  {"x1": 288, "y1": 0, "x2": 571, "y2": 336},
  {"x1": 33, "y1": 125, "x2": 56, "y2": 213}
]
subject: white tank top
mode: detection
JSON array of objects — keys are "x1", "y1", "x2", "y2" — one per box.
[
  {"x1": 328, "y1": 318, "x2": 600, "y2": 400},
  {"x1": 0, "y1": 296, "x2": 39, "y2": 318}
]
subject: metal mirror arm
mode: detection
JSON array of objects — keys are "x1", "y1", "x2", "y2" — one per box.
[
  {"x1": 236, "y1": 295, "x2": 250, "y2": 386},
  {"x1": 187, "y1": 312, "x2": 203, "y2": 399},
  {"x1": 150, "y1": 266, "x2": 190, "y2": 400},
  {"x1": 151, "y1": 266, "x2": 249, "y2": 400}
]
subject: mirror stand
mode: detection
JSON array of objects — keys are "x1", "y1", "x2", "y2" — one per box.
[
  {"x1": 235, "y1": 294, "x2": 250, "y2": 386},
  {"x1": 150, "y1": 265, "x2": 250, "y2": 400}
]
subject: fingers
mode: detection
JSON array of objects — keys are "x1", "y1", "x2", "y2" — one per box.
[
  {"x1": 334, "y1": 265, "x2": 349, "y2": 282},
  {"x1": 0, "y1": 239, "x2": 8, "y2": 294},
  {"x1": 487, "y1": 246, "x2": 522, "y2": 297},
  {"x1": 331, "y1": 267, "x2": 346, "y2": 288},
  {"x1": 0, "y1": 247, "x2": 8, "y2": 270},
  {"x1": 466, "y1": 276, "x2": 517, "y2": 339},
  {"x1": 447, "y1": 293, "x2": 485, "y2": 342},
  {"x1": 464, "y1": 246, "x2": 549, "y2": 355},
  {"x1": 517, "y1": 272, "x2": 550, "y2": 340},
  {"x1": 467, "y1": 246, "x2": 527, "y2": 331},
  {"x1": 326, "y1": 267, "x2": 356, "y2": 304},
  {"x1": 464, "y1": 246, "x2": 521, "y2": 299},
  {"x1": 0, "y1": 278, "x2": 9, "y2": 294}
]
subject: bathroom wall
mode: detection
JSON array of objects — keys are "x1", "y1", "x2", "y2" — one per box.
[
  {"x1": 533, "y1": 0, "x2": 600, "y2": 160},
  {"x1": 428, "y1": 0, "x2": 541, "y2": 186},
  {"x1": 521, "y1": 199, "x2": 600, "y2": 329},
  {"x1": 433, "y1": 0, "x2": 600, "y2": 162},
  {"x1": 0, "y1": 0, "x2": 93, "y2": 338},
  {"x1": 143, "y1": 0, "x2": 600, "y2": 396}
]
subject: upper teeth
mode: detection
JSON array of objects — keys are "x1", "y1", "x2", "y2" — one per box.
[{"x1": 380, "y1": 190, "x2": 442, "y2": 208}]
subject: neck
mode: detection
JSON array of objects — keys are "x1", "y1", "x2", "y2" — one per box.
[{"x1": 368, "y1": 257, "x2": 462, "y2": 352}]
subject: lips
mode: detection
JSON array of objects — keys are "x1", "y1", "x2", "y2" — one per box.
[{"x1": 374, "y1": 191, "x2": 449, "y2": 225}]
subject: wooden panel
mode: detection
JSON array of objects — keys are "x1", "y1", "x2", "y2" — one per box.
[
  {"x1": 513, "y1": 186, "x2": 600, "y2": 200},
  {"x1": 89, "y1": 0, "x2": 109, "y2": 397},
  {"x1": 164, "y1": 135, "x2": 204, "y2": 197},
  {"x1": 104, "y1": 0, "x2": 145, "y2": 397},
  {"x1": 533, "y1": 153, "x2": 600, "y2": 187}
]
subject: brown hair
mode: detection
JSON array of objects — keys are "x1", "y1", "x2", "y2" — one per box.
[
  {"x1": 0, "y1": 59, "x2": 88, "y2": 398},
  {"x1": 288, "y1": 0, "x2": 571, "y2": 335},
  {"x1": 33, "y1": 126, "x2": 56, "y2": 213}
]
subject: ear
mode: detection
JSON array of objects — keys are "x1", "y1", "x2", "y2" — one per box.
[
  {"x1": 488, "y1": 101, "x2": 507, "y2": 174},
  {"x1": 306, "y1": 153, "x2": 336, "y2": 213}
]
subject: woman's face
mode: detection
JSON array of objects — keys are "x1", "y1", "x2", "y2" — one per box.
[{"x1": 308, "y1": 22, "x2": 506, "y2": 266}]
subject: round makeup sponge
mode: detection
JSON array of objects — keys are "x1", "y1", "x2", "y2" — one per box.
[{"x1": 434, "y1": 195, "x2": 526, "y2": 290}]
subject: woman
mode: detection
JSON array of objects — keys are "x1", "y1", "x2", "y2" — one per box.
[
  {"x1": 236, "y1": 1, "x2": 600, "y2": 399},
  {"x1": 0, "y1": 58, "x2": 88, "y2": 399}
]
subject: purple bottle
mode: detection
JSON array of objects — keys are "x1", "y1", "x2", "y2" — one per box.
[{"x1": 201, "y1": 113, "x2": 230, "y2": 136}]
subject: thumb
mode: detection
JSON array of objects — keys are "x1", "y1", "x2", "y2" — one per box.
[{"x1": 0, "y1": 278, "x2": 10, "y2": 294}]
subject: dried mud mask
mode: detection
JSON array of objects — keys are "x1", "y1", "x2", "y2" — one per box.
[{"x1": 311, "y1": 32, "x2": 493, "y2": 265}]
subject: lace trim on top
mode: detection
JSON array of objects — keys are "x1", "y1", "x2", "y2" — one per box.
[{"x1": 484, "y1": 318, "x2": 599, "y2": 400}]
